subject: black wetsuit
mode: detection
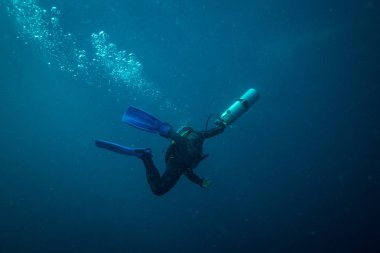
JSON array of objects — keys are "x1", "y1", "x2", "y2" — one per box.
[{"x1": 141, "y1": 125, "x2": 225, "y2": 196}]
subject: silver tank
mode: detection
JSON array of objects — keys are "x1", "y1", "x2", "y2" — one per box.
[{"x1": 219, "y1": 88, "x2": 260, "y2": 125}]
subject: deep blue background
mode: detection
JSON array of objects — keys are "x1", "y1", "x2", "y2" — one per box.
[{"x1": 1, "y1": 1, "x2": 379, "y2": 252}]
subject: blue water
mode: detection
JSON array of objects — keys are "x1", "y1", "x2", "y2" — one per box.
[{"x1": 1, "y1": 1, "x2": 379, "y2": 252}]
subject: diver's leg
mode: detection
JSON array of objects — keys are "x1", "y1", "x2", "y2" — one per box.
[
  {"x1": 141, "y1": 156, "x2": 161, "y2": 192},
  {"x1": 141, "y1": 156, "x2": 182, "y2": 196}
]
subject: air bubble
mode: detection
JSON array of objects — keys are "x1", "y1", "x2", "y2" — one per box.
[
  {"x1": 51, "y1": 17, "x2": 59, "y2": 26},
  {"x1": 51, "y1": 7, "x2": 60, "y2": 16}
]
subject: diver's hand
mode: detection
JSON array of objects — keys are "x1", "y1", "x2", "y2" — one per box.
[
  {"x1": 214, "y1": 118, "x2": 227, "y2": 129},
  {"x1": 201, "y1": 178, "x2": 212, "y2": 189}
]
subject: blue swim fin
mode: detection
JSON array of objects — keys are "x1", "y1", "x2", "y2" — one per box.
[
  {"x1": 122, "y1": 106, "x2": 172, "y2": 138},
  {"x1": 95, "y1": 140, "x2": 152, "y2": 158}
]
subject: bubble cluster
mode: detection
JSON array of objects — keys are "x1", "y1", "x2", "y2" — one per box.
[
  {"x1": 7, "y1": 1, "x2": 89, "y2": 76},
  {"x1": 91, "y1": 31, "x2": 145, "y2": 89},
  {"x1": 6, "y1": 0, "x2": 182, "y2": 112}
]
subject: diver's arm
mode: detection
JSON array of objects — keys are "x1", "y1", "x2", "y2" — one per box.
[
  {"x1": 185, "y1": 171, "x2": 212, "y2": 188},
  {"x1": 184, "y1": 171, "x2": 203, "y2": 187},
  {"x1": 199, "y1": 123, "x2": 226, "y2": 139}
]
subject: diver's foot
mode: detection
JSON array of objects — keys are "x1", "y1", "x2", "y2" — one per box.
[{"x1": 138, "y1": 148, "x2": 152, "y2": 159}]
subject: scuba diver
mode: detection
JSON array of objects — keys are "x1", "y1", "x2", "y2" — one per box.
[{"x1": 96, "y1": 88, "x2": 260, "y2": 196}]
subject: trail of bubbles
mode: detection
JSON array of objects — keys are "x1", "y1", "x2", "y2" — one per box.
[
  {"x1": 6, "y1": 0, "x2": 184, "y2": 114},
  {"x1": 91, "y1": 31, "x2": 142, "y2": 87},
  {"x1": 6, "y1": 0, "x2": 89, "y2": 77},
  {"x1": 90, "y1": 31, "x2": 160, "y2": 97}
]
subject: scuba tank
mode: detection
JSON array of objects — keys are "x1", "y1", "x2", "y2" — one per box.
[{"x1": 219, "y1": 88, "x2": 260, "y2": 125}]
